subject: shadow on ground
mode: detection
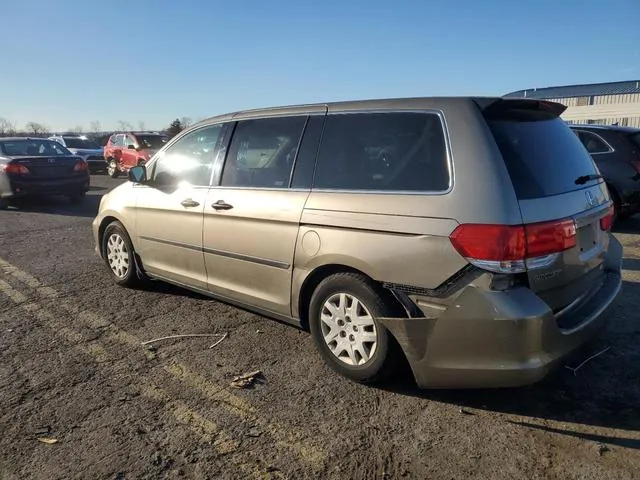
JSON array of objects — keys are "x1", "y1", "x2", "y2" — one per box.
[
  {"x1": 2, "y1": 193, "x2": 103, "y2": 219},
  {"x1": 378, "y1": 279, "x2": 640, "y2": 448}
]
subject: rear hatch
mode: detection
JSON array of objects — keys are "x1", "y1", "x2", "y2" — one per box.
[
  {"x1": 11, "y1": 156, "x2": 81, "y2": 179},
  {"x1": 484, "y1": 100, "x2": 613, "y2": 318}
]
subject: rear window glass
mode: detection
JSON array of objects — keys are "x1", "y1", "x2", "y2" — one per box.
[
  {"x1": 63, "y1": 137, "x2": 99, "y2": 149},
  {"x1": 314, "y1": 112, "x2": 449, "y2": 192},
  {"x1": 488, "y1": 117, "x2": 600, "y2": 199}
]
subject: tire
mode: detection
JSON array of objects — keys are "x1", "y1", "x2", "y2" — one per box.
[
  {"x1": 107, "y1": 158, "x2": 120, "y2": 178},
  {"x1": 68, "y1": 191, "x2": 86, "y2": 205},
  {"x1": 0, "y1": 198, "x2": 8, "y2": 210},
  {"x1": 137, "y1": 159, "x2": 146, "y2": 167},
  {"x1": 309, "y1": 272, "x2": 401, "y2": 383},
  {"x1": 102, "y1": 221, "x2": 141, "y2": 288}
]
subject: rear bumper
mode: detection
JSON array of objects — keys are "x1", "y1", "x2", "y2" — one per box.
[
  {"x1": 1, "y1": 176, "x2": 90, "y2": 198},
  {"x1": 381, "y1": 235, "x2": 623, "y2": 388}
]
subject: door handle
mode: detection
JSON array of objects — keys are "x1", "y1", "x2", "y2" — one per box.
[
  {"x1": 212, "y1": 200, "x2": 233, "y2": 210},
  {"x1": 181, "y1": 198, "x2": 200, "y2": 208}
]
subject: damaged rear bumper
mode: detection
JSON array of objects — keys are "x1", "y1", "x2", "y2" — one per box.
[{"x1": 379, "y1": 236, "x2": 623, "y2": 389}]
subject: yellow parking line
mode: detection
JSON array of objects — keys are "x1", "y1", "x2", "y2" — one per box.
[
  {"x1": 0, "y1": 279, "x2": 110, "y2": 363},
  {"x1": 164, "y1": 363, "x2": 326, "y2": 466},
  {"x1": 0, "y1": 276, "x2": 256, "y2": 474},
  {"x1": 0, "y1": 256, "x2": 327, "y2": 468}
]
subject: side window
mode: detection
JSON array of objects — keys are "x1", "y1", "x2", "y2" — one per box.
[
  {"x1": 221, "y1": 116, "x2": 306, "y2": 188},
  {"x1": 578, "y1": 131, "x2": 611, "y2": 154},
  {"x1": 314, "y1": 112, "x2": 449, "y2": 192},
  {"x1": 112, "y1": 135, "x2": 124, "y2": 147},
  {"x1": 126, "y1": 135, "x2": 137, "y2": 149},
  {"x1": 151, "y1": 125, "x2": 223, "y2": 187}
]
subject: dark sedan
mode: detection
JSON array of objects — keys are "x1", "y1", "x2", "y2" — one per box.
[
  {"x1": 0, "y1": 138, "x2": 90, "y2": 209},
  {"x1": 570, "y1": 124, "x2": 640, "y2": 220}
]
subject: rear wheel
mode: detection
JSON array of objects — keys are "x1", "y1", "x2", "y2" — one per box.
[
  {"x1": 137, "y1": 159, "x2": 146, "y2": 167},
  {"x1": 0, "y1": 198, "x2": 8, "y2": 210},
  {"x1": 309, "y1": 272, "x2": 400, "y2": 383},
  {"x1": 102, "y1": 221, "x2": 141, "y2": 288},
  {"x1": 107, "y1": 158, "x2": 120, "y2": 178}
]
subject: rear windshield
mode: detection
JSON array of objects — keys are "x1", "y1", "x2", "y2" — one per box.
[
  {"x1": 0, "y1": 139, "x2": 71, "y2": 157},
  {"x1": 488, "y1": 116, "x2": 600, "y2": 199},
  {"x1": 63, "y1": 137, "x2": 99, "y2": 149}
]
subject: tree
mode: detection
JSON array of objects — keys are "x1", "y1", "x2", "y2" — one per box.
[
  {"x1": 138, "y1": 121, "x2": 146, "y2": 131},
  {"x1": 74, "y1": 125, "x2": 84, "y2": 133},
  {"x1": 166, "y1": 118, "x2": 184, "y2": 139},
  {"x1": 89, "y1": 120, "x2": 101, "y2": 133},
  {"x1": 24, "y1": 121, "x2": 49, "y2": 136},
  {"x1": 180, "y1": 117, "x2": 192, "y2": 128},
  {"x1": 0, "y1": 117, "x2": 16, "y2": 136},
  {"x1": 117, "y1": 120, "x2": 133, "y2": 132}
]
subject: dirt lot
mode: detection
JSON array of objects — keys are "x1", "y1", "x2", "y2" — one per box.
[{"x1": 0, "y1": 174, "x2": 639, "y2": 479}]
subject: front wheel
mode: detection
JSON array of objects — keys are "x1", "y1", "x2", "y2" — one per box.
[
  {"x1": 107, "y1": 159, "x2": 120, "y2": 178},
  {"x1": 309, "y1": 273, "x2": 400, "y2": 383},
  {"x1": 102, "y1": 221, "x2": 141, "y2": 288}
]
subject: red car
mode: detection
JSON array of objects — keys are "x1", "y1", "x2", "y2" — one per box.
[{"x1": 104, "y1": 132, "x2": 168, "y2": 178}]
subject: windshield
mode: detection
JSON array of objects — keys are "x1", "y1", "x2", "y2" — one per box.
[
  {"x1": 488, "y1": 116, "x2": 600, "y2": 199},
  {"x1": 0, "y1": 139, "x2": 72, "y2": 157},
  {"x1": 63, "y1": 137, "x2": 100, "y2": 149},
  {"x1": 137, "y1": 135, "x2": 168, "y2": 150}
]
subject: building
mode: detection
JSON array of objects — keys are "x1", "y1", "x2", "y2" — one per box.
[{"x1": 504, "y1": 80, "x2": 640, "y2": 128}]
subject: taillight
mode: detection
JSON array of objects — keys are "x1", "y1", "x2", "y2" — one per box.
[
  {"x1": 2, "y1": 163, "x2": 30, "y2": 174},
  {"x1": 600, "y1": 206, "x2": 615, "y2": 231},
  {"x1": 450, "y1": 218, "x2": 577, "y2": 273},
  {"x1": 74, "y1": 160, "x2": 88, "y2": 172}
]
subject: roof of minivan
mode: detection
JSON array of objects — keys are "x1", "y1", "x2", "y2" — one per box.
[{"x1": 193, "y1": 96, "x2": 533, "y2": 126}]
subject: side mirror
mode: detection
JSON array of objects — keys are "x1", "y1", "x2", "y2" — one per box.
[
  {"x1": 127, "y1": 144, "x2": 136, "y2": 150},
  {"x1": 128, "y1": 165, "x2": 147, "y2": 183}
]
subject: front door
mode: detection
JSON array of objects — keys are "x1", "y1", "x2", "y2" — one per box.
[
  {"x1": 133, "y1": 124, "x2": 225, "y2": 289},
  {"x1": 203, "y1": 114, "x2": 320, "y2": 316}
]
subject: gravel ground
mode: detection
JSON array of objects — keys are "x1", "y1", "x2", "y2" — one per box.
[{"x1": 0, "y1": 174, "x2": 639, "y2": 479}]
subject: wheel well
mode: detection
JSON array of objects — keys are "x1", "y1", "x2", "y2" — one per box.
[
  {"x1": 98, "y1": 216, "x2": 119, "y2": 256},
  {"x1": 297, "y1": 264, "x2": 403, "y2": 331}
]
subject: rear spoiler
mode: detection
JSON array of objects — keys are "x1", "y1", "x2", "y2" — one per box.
[{"x1": 475, "y1": 98, "x2": 567, "y2": 118}]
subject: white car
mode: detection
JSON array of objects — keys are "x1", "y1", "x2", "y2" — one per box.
[{"x1": 49, "y1": 134, "x2": 105, "y2": 173}]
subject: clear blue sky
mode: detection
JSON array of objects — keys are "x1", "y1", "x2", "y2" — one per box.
[{"x1": 1, "y1": 0, "x2": 639, "y2": 132}]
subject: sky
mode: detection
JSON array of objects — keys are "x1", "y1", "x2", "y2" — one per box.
[{"x1": 1, "y1": 0, "x2": 639, "y2": 132}]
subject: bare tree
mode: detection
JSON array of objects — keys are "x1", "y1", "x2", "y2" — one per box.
[
  {"x1": 24, "y1": 121, "x2": 49, "y2": 136},
  {"x1": 0, "y1": 117, "x2": 17, "y2": 136},
  {"x1": 138, "y1": 121, "x2": 146, "y2": 131},
  {"x1": 74, "y1": 125, "x2": 84, "y2": 133},
  {"x1": 117, "y1": 120, "x2": 133, "y2": 132},
  {"x1": 89, "y1": 120, "x2": 101, "y2": 133},
  {"x1": 180, "y1": 117, "x2": 192, "y2": 128}
]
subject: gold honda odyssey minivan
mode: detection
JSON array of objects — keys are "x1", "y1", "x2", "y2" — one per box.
[{"x1": 93, "y1": 97, "x2": 622, "y2": 388}]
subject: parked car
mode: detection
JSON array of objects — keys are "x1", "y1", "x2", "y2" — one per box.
[
  {"x1": 0, "y1": 137, "x2": 90, "y2": 209},
  {"x1": 93, "y1": 97, "x2": 621, "y2": 388},
  {"x1": 570, "y1": 124, "x2": 640, "y2": 219},
  {"x1": 49, "y1": 134, "x2": 106, "y2": 174},
  {"x1": 103, "y1": 132, "x2": 168, "y2": 178}
]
